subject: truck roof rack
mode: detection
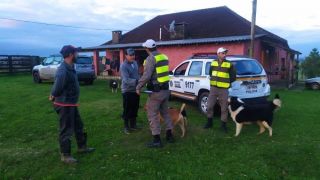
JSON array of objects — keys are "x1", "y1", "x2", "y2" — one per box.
[
  {"x1": 227, "y1": 55, "x2": 251, "y2": 58},
  {"x1": 189, "y1": 54, "x2": 251, "y2": 59},
  {"x1": 189, "y1": 54, "x2": 217, "y2": 59}
]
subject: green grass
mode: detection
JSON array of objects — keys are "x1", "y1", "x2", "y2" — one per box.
[{"x1": 0, "y1": 74, "x2": 319, "y2": 179}]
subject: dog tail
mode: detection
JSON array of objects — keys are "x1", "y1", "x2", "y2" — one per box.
[
  {"x1": 180, "y1": 103, "x2": 187, "y2": 126},
  {"x1": 180, "y1": 103, "x2": 186, "y2": 114}
]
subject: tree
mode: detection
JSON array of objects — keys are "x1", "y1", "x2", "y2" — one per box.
[{"x1": 301, "y1": 48, "x2": 320, "y2": 78}]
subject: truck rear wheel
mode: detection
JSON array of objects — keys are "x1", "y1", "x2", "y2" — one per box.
[{"x1": 198, "y1": 91, "x2": 209, "y2": 114}]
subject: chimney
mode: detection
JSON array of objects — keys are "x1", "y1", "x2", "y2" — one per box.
[
  {"x1": 170, "y1": 22, "x2": 188, "y2": 40},
  {"x1": 112, "y1": 30, "x2": 122, "y2": 44}
]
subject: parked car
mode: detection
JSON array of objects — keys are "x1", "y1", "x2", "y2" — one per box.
[
  {"x1": 32, "y1": 55, "x2": 96, "y2": 85},
  {"x1": 305, "y1": 77, "x2": 320, "y2": 90},
  {"x1": 169, "y1": 55, "x2": 271, "y2": 114}
]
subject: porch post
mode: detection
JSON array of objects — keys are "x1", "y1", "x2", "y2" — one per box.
[{"x1": 93, "y1": 50, "x2": 100, "y2": 76}]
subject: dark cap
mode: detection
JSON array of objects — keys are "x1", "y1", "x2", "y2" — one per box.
[
  {"x1": 125, "y1": 48, "x2": 135, "y2": 56},
  {"x1": 60, "y1": 45, "x2": 81, "y2": 57}
]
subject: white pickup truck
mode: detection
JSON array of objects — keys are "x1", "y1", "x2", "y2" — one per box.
[{"x1": 169, "y1": 55, "x2": 271, "y2": 114}]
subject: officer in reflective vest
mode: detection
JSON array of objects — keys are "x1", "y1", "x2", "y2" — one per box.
[
  {"x1": 136, "y1": 39, "x2": 174, "y2": 148},
  {"x1": 204, "y1": 47, "x2": 236, "y2": 132}
]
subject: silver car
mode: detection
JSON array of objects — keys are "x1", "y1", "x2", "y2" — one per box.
[
  {"x1": 32, "y1": 55, "x2": 96, "y2": 85},
  {"x1": 305, "y1": 77, "x2": 320, "y2": 90}
]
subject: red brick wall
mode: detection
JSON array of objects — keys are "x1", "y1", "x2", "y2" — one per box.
[{"x1": 102, "y1": 40, "x2": 295, "y2": 83}]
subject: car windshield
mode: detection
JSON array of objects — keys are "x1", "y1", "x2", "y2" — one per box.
[
  {"x1": 233, "y1": 60, "x2": 262, "y2": 75},
  {"x1": 76, "y1": 57, "x2": 92, "y2": 64}
]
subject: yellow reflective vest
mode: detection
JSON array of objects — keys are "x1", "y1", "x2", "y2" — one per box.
[
  {"x1": 210, "y1": 60, "x2": 232, "y2": 88},
  {"x1": 154, "y1": 54, "x2": 170, "y2": 83}
]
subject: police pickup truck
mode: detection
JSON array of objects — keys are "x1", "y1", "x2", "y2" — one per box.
[{"x1": 169, "y1": 55, "x2": 270, "y2": 114}]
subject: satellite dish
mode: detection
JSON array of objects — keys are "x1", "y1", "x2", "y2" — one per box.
[{"x1": 169, "y1": 20, "x2": 175, "y2": 33}]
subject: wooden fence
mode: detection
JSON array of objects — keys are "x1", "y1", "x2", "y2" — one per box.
[{"x1": 0, "y1": 55, "x2": 41, "y2": 74}]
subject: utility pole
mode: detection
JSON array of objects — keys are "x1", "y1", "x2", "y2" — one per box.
[{"x1": 250, "y1": 0, "x2": 257, "y2": 58}]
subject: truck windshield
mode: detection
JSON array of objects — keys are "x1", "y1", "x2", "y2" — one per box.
[
  {"x1": 233, "y1": 60, "x2": 262, "y2": 75},
  {"x1": 76, "y1": 57, "x2": 92, "y2": 64}
]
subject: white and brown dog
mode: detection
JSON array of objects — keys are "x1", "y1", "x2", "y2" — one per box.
[
  {"x1": 144, "y1": 103, "x2": 188, "y2": 137},
  {"x1": 228, "y1": 94, "x2": 281, "y2": 137}
]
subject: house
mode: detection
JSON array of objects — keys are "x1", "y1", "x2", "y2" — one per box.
[{"x1": 83, "y1": 6, "x2": 300, "y2": 84}]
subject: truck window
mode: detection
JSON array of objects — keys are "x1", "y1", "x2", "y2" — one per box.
[
  {"x1": 43, "y1": 57, "x2": 54, "y2": 65},
  {"x1": 205, "y1": 62, "x2": 211, "y2": 75},
  {"x1": 76, "y1": 57, "x2": 93, "y2": 64},
  {"x1": 234, "y1": 60, "x2": 262, "y2": 75},
  {"x1": 174, "y1": 62, "x2": 189, "y2": 76},
  {"x1": 52, "y1": 56, "x2": 63, "y2": 65},
  {"x1": 188, "y1": 61, "x2": 203, "y2": 76}
]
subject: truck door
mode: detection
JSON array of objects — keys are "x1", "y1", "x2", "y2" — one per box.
[
  {"x1": 40, "y1": 57, "x2": 54, "y2": 79},
  {"x1": 169, "y1": 61, "x2": 189, "y2": 93},
  {"x1": 182, "y1": 61, "x2": 203, "y2": 95}
]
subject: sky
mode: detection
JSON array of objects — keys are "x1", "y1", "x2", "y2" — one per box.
[{"x1": 0, "y1": 0, "x2": 319, "y2": 58}]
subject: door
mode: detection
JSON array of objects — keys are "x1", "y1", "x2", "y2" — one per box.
[
  {"x1": 48, "y1": 56, "x2": 63, "y2": 78},
  {"x1": 182, "y1": 61, "x2": 203, "y2": 95},
  {"x1": 40, "y1": 57, "x2": 54, "y2": 79},
  {"x1": 170, "y1": 61, "x2": 190, "y2": 93}
]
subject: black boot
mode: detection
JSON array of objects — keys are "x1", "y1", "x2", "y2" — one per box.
[
  {"x1": 130, "y1": 118, "x2": 140, "y2": 130},
  {"x1": 146, "y1": 135, "x2": 163, "y2": 148},
  {"x1": 77, "y1": 133, "x2": 95, "y2": 154},
  {"x1": 166, "y1": 129, "x2": 175, "y2": 143},
  {"x1": 221, "y1": 122, "x2": 228, "y2": 133},
  {"x1": 77, "y1": 147, "x2": 95, "y2": 154},
  {"x1": 124, "y1": 119, "x2": 130, "y2": 134},
  {"x1": 204, "y1": 118, "x2": 213, "y2": 129}
]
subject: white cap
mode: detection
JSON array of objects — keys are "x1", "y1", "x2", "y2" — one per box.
[
  {"x1": 217, "y1": 47, "x2": 228, "y2": 54},
  {"x1": 142, "y1": 39, "x2": 156, "y2": 48}
]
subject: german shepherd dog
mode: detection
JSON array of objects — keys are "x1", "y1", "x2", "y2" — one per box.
[
  {"x1": 228, "y1": 94, "x2": 281, "y2": 137},
  {"x1": 144, "y1": 103, "x2": 188, "y2": 137}
]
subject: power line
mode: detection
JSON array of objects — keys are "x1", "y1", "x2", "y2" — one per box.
[{"x1": 0, "y1": 17, "x2": 129, "y2": 32}]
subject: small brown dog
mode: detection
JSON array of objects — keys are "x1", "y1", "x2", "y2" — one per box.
[{"x1": 144, "y1": 103, "x2": 187, "y2": 137}]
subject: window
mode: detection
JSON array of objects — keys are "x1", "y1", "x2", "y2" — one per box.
[
  {"x1": 52, "y1": 56, "x2": 63, "y2": 65},
  {"x1": 43, "y1": 57, "x2": 54, "y2": 65},
  {"x1": 205, "y1": 62, "x2": 211, "y2": 75},
  {"x1": 234, "y1": 60, "x2": 262, "y2": 75},
  {"x1": 281, "y1": 58, "x2": 286, "y2": 71},
  {"x1": 76, "y1": 57, "x2": 93, "y2": 64},
  {"x1": 188, "y1": 61, "x2": 203, "y2": 76},
  {"x1": 174, "y1": 62, "x2": 189, "y2": 76}
]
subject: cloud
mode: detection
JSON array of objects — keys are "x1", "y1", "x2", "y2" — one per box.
[
  {"x1": 268, "y1": 28, "x2": 320, "y2": 45},
  {"x1": 0, "y1": 0, "x2": 319, "y2": 56},
  {"x1": 1, "y1": 0, "x2": 319, "y2": 31},
  {"x1": 0, "y1": 19, "x2": 20, "y2": 28}
]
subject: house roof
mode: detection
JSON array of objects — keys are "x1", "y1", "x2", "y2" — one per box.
[
  {"x1": 84, "y1": 34, "x2": 266, "y2": 51},
  {"x1": 102, "y1": 6, "x2": 288, "y2": 47}
]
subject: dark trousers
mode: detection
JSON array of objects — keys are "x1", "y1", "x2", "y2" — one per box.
[
  {"x1": 54, "y1": 105, "x2": 87, "y2": 155},
  {"x1": 122, "y1": 92, "x2": 140, "y2": 128}
]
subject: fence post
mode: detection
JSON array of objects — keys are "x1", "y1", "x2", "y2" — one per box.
[{"x1": 8, "y1": 56, "x2": 13, "y2": 74}]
